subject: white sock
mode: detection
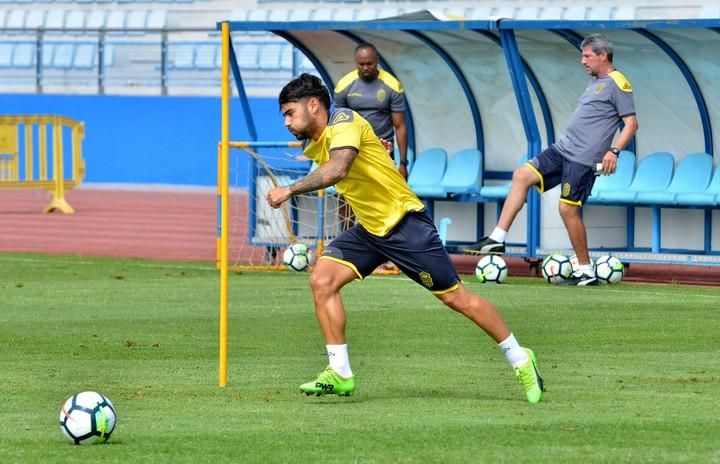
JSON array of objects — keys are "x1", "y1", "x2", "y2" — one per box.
[
  {"x1": 326, "y1": 344, "x2": 353, "y2": 378},
  {"x1": 489, "y1": 227, "x2": 507, "y2": 243},
  {"x1": 498, "y1": 333, "x2": 528, "y2": 368},
  {"x1": 579, "y1": 264, "x2": 595, "y2": 276}
]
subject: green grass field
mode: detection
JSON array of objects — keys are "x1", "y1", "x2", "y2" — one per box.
[{"x1": 1, "y1": 252, "x2": 719, "y2": 463}]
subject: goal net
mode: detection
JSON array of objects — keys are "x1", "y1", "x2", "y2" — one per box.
[{"x1": 222, "y1": 142, "x2": 348, "y2": 270}]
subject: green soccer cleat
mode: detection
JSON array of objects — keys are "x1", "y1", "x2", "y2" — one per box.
[
  {"x1": 514, "y1": 348, "x2": 544, "y2": 404},
  {"x1": 300, "y1": 366, "x2": 356, "y2": 397}
]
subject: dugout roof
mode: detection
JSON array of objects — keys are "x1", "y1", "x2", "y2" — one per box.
[{"x1": 221, "y1": 13, "x2": 720, "y2": 173}]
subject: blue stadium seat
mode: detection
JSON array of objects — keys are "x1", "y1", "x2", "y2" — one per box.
[
  {"x1": 65, "y1": 10, "x2": 86, "y2": 33},
  {"x1": 235, "y1": 44, "x2": 259, "y2": 70},
  {"x1": 0, "y1": 10, "x2": 6, "y2": 30},
  {"x1": 6, "y1": 10, "x2": 26, "y2": 32},
  {"x1": 407, "y1": 148, "x2": 448, "y2": 194},
  {"x1": 563, "y1": 6, "x2": 588, "y2": 19},
  {"x1": 126, "y1": 10, "x2": 148, "y2": 33},
  {"x1": 44, "y1": 10, "x2": 65, "y2": 34},
  {"x1": 279, "y1": 45, "x2": 293, "y2": 71},
  {"x1": 355, "y1": 9, "x2": 378, "y2": 21},
  {"x1": 268, "y1": 9, "x2": 289, "y2": 22},
  {"x1": 311, "y1": 9, "x2": 333, "y2": 21},
  {"x1": 675, "y1": 164, "x2": 720, "y2": 206},
  {"x1": 53, "y1": 43, "x2": 74, "y2": 68},
  {"x1": 42, "y1": 43, "x2": 55, "y2": 67},
  {"x1": 12, "y1": 42, "x2": 35, "y2": 67},
  {"x1": 73, "y1": 43, "x2": 95, "y2": 68},
  {"x1": 194, "y1": 44, "x2": 216, "y2": 69},
  {"x1": 593, "y1": 152, "x2": 674, "y2": 204},
  {"x1": 86, "y1": 10, "x2": 106, "y2": 29},
  {"x1": 102, "y1": 43, "x2": 115, "y2": 67},
  {"x1": 173, "y1": 43, "x2": 195, "y2": 69},
  {"x1": 146, "y1": 10, "x2": 167, "y2": 29},
  {"x1": 258, "y1": 44, "x2": 282, "y2": 69},
  {"x1": 0, "y1": 43, "x2": 13, "y2": 67},
  {"x1": 412, "y1": 148, "x2": 482, "y2": 198},
  {"x1": 538, "y1": 7, "x2": 564, "y2": 19},
  {"x1": 288, "y1": 9, "x2": 312, "y2": 21},
  {"x1": 25, "y1": 10, "x2": 45, "y2": 30},
  {"x1": 586, "y1": 150, "x2": 635, "y2": 204},
  {"x1": 106, "y1": 10, "x2": 126, "y2": 34},
  {"x1": 634, "y1": 152, "x2": 713, "y2": 205},
  {"x1": 333, "y1": 9, "x2": 356, "y2": 21}
]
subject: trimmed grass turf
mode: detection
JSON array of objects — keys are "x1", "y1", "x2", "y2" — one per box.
[{"x1": 1, "y1": 252, "x2": 719, "y2": 463}]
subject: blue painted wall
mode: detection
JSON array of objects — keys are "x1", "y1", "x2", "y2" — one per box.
[{"x1": 0, "y1": 94, "x2": 294, "y2": 186}]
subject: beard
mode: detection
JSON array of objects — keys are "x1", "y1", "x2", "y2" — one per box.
[{"x1": 288, "y1": 127, "x2": 309, "y2": 140}]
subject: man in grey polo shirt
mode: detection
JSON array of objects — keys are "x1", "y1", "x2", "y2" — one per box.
[
  {"x1": 462, "y1": 33, "x2": 639, "y2": 286},
  {"x1": 334, "y1": 43, "x2": 409, "y2": 179}
]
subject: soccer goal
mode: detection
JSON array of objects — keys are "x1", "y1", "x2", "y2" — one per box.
[{"x1": 218, "y1": 141, "x2": 347, "y2": 271}]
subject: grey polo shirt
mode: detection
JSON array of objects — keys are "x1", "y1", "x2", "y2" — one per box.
[
  {"x1": 555, "y1": 70, "x2": 636, "y2": 167},
  {"x1": 333, "y1": 69, "x2": 405, "y2": 140}
]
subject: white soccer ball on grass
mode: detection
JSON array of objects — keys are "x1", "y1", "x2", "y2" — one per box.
[
  {"x1": 595, "y1": 255, "x2": 624, "y2": 284},
  {"x1": 59, "y1": 391, "x2": 117, "y2": 445},
  {"x1": 475, "y1": 255, "x2": 508, "y2": 284},
  {"x1": 541, "y1": 253, "x2": 573, "y2": 284}
]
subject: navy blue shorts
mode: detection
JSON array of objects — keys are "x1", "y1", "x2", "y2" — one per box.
[
  {"x1": 320, "y1": 210, "x2": 460, "y2": 294},
  {"x1": 527, "y1": 146, "x2": 597, "y2": 206}
]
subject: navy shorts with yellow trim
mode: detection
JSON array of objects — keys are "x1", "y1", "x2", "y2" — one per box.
[
  {"x1": 320, "y1": 210, "x2": 460, "y2": 294},
  {"x1": 528, "y1": 146, "x2": 597, "y2": 205}
]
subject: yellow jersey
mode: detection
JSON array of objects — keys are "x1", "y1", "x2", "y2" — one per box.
[{"x1": 302, "y1": 109, "x2": 424, "y2": 236}]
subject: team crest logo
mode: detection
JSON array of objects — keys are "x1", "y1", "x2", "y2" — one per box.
[
  {"x1": 562, "y1": 182, "x2": 572, "y2": 197},
  {"x1": 419, "y1": 271, "x2": 434, "y2": 288},
  {"x1": 594, "y1": 83, "x2": 605, "y2": 94},
  {"x1": 376, "y1": 89, "x2": 387, "y2": 102},
  {"x1": 331, "y1": 112, "x2": 351, "y2": 124}
]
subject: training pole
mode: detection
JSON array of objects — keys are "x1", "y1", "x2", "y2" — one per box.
[{"x1": 219, "y1": 21, "x2": 230, "y2": 388}]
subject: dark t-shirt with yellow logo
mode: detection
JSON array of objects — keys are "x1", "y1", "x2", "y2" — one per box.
[
  {"x1": 555, "y1": 70, "x2": 636, "y2": 167},
  {"x1": 302, "y1": 109, "x2": 424, "y2": 236},
  {"x1": 333, "y1": 69, "x2": 405, "y2": 140}
]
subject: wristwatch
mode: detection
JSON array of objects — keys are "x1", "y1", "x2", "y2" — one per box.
[
  {"x1": 399, "y1": 159, "x2": 409, "y2": 166},
  {"x1": 610, "y1": 147, "x2": 620, "y2": 156}
]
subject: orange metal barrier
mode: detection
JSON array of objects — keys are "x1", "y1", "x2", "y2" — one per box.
[{"x1": 0, "y1": 115, "x2": 86, "y2": 213}]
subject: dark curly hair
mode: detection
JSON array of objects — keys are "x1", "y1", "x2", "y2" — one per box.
[{"x1": 278, "y1": 73, "x2": 331, "y2": 110}]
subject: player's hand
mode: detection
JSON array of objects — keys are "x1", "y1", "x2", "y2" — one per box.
[
  {"x1": 600, "y1": 152, "x2": 618, "y2": 175},
  {"x1": 267, "y1": 186, "x2": 292, "y2": 209},
  {"x1": 379, "y1": 138, "x2": 393, "y2": 155},
  {"x1": 398, "y1": 163, "x2": 408, "y2": 180}
]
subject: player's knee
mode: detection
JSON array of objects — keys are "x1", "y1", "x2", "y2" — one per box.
[
  {"x1": 558, "y1": 201, "x2": 579, "y2": 219},
  {"x1": 512, "y1": 165, "x2": 537, "y2": 187},
  {"x1": 309, "y1": 270, "x2": 336, "y2": 294},
  {"x1": 436, "y1": 286, "x2": 470, "y2": 312}
]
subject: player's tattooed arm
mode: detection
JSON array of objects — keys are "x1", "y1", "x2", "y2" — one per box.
[{"x1": 289, "y1": 147, "x2": 358, "y2": 195}]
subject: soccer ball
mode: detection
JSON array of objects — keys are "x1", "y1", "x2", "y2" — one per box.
[
  {"x1": 475, "y1": 255, "x2": 508, "y2": 284},
  {"x1": 541, "y1": 253, "x2": 573, "y2": 284},
  {"x1": 59, "y1": 391, "x2": 116, "y2": 445},
  {"x1": 283, "y1": 243, "x2": 311, "y2": 272},
  {"x1": 595, "y1": 255, "x2": 624, "y2": 284}
]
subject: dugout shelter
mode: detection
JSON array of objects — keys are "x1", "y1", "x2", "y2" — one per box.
[{"x1": 218, "y1": 12, "x2": 720, "y2": 265}]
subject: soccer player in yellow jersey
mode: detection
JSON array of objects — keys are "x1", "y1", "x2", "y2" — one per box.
[{"x1": 267, "y1": 73, "x2": 544, "y2": 403}]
